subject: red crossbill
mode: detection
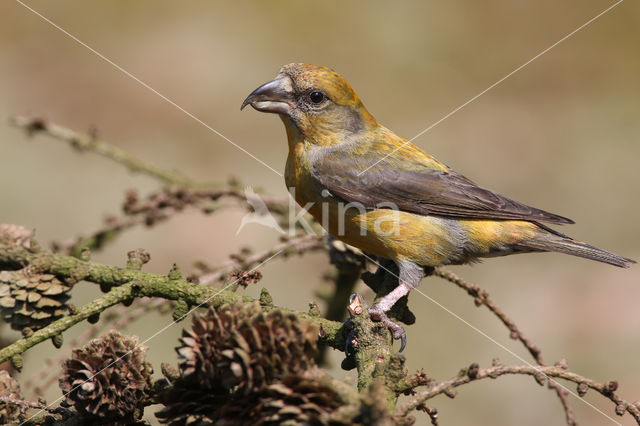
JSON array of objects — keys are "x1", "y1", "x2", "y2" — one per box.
[{"x1": 242, "y1": 63, "x2": 634, "y2": 350}]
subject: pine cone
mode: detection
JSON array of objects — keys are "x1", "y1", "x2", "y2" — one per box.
[
  {"x1": 0, "y1": 268, "x2": 71, "y2": 331},
  {"x1": 59, "y1": 331, "x2": 153, "y2": 423},
  {"x1": 154, "y1": 387, "x2": 218, "y2": 426},
  {"x1": 157, "y1": 369, "x2": 347, "y2": 426},
  {"x1": 177, "y1": 301, "x2": 318, "y2": 393},
  {"x1": 248, "y1": 371, "x2": 346, "y2": 425},
  {"x1": 0, "y1": 370, "x2": 25, "y2": 424},
  {"x1": 156, "y1": 302, "x2": 324, "y2": 425}
]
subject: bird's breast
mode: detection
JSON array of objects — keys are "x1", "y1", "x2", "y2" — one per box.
[{"x1": 285, "y1": 142, "x2": 319, "y2": 205}]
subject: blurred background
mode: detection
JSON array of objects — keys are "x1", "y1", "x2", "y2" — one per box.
[{"x1": 1, "y1": 1, "x2": 638, "y2": 424}]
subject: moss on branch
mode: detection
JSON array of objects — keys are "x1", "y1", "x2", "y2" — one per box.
[{"x1": 0, "y1": 243, "x2": 346, "y2": 364}]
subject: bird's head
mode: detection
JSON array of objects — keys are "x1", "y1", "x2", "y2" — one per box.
[{"x1": 242, "y1": 64, "x2": 377, "y2": 146}]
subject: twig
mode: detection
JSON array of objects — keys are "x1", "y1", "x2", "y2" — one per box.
[
  {"x1": 0, "y1": 395, "x2": 58, "y2": 414},
  {"x1": 434, "y1": 266, "x2": 576, "y2": 424},
  {"x1": 196, "y1": 234, "x2": 326, "y2": 285},
  {"x1": 434, "y1": 268, "x2": 541, "y2": 359},
  {"x1": 52, "y1": 215, "x2": 141, "y2": 258},
  {"x1": 423, "y1": 406, "x2": 439, "y2": 425},
  {"x1": 10, "y1": 115, "x2": 206, "y2": 188},
  {"x1": 396, "y1": 364, "x2": 640, "y2": 424},
  {"x1": 53, "y1": 186, "x2": 290, "y2": 257}
]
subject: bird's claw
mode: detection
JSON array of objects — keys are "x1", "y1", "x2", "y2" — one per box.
[
  {"x1": 368, "y1": 303, "x2": 407, "y2": 352},
  {"x1": 344, "y1": 293, "x2": 407, "y2": 352}
]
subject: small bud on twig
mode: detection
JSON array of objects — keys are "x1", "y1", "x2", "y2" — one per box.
[
  {"x1": 10, "y1": 354, "x2": 23, "y2": 371},
  {"x1": 172, "y1": 299, "x2": 189, "y2": 322},
  {"x1": 52, "y1": 334, "x2": 64, "y2": 349},
  {"x1": 577, "y1": 382, "x2": 588, "y2": 397},
  {"x1": 259, "y1": 288, "x2": 273, "y2": 307},
  {"x1": 467, "y1": 363, "x2": 479, "y2": 380},
  {"x1": 604, "y1": 380, "x2": 618, "y2": 395},
  {"x1": 318, "y1": 323, "x2": 325, "y2": 338},
  {"x1": 308, "y1": 301, "x2": 321, "y2": 317},
  {"x1": 168, "y1": 263, "x2": 182, "y2": 280},
  {"x1": 347, "y1": 293, "x2": 364, "y2": 316},
  {"x1": 79, "y1": 247, "x2": 91, "y2": 261},
  {"x1": 534, "y1": 372, "x2": 546, "y2": 386},
  {"x1": 126, "y1": 249, "x2": 150, "y2": 270},
  {"x1": 555, "y1": 359, "x2": 568, "y2": 370},
  {"x1": 443, "y1": 387, "x2": 457, "y2": 398}
]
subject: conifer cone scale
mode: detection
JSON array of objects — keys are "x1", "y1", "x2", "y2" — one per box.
[
  {"x1": 0, "y1": 269, "x2": 71, "y2": 331},
  {"x1": 59, "y1": 331, "x2": 153, "y2": 423},
  {"x1": 176, "y1": 302, "x2": 318, "y2": 394},
  {"x1": 157, "y1": 302, "x2": 351, "y2": 425}
]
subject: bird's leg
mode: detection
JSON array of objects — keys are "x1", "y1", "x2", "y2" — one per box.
[{"x1": 368, "y1": 260, "x2": 425, "y2": 352}]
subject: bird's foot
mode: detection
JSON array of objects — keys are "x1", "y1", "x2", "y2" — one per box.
[{"x1": 368, "y1": 302, "x2": 407, "y2": 352}]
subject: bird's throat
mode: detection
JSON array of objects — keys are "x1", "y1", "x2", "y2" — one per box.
[{"x1": 280, "y1": 115, "x2": 305, "y2": 151}]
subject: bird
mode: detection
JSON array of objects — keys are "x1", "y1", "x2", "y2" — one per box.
[{"x1": 241, "y1": 63, "x2": 634, "y2": 351}]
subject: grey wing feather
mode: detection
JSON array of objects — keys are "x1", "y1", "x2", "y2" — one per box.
[{"x1": 310, "y1": 148, "x2": 574, "y2": 225}]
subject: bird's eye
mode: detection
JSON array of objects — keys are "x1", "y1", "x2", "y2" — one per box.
[{"x1": 309, "y1": 91, "x2": 325, "y2": 104}]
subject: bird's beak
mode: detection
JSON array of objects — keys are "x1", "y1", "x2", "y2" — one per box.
[{"x1": 241, "y1": 75, "x2": 294, "y2": 115}]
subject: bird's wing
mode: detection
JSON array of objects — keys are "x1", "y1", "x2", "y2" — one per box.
[{"x1": 310, "y1": 143, "x2": 574, "y2": 225}]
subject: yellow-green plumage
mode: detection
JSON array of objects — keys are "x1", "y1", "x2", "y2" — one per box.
[
  {"x1": 242, "y1": 63, "x2": 634, "y2": 348},
  {"x1": 268, "y1": 64, "x2": 631, "y2": 269},
  {"x1": 283, "y1": 131, "x2": 535, "y2": 266},
  {"x1": 245, "y1": 63, "x2": 635, "y2": 269}
]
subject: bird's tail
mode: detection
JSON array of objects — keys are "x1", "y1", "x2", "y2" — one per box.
[{"x1": 523, "y1": 235, "x2": 635, "y2": 268}]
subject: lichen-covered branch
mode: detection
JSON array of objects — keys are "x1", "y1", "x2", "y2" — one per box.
[
  {"x1": 23, "y1": 235, "x2": 326, "y2": 398},
  {"x1": 315, "y1": 238, "x2": 366, "y2": 365},
  {"x1": 0, "y1": 242, "x2": 346, "y2": 364},
  {"x1": 396, "y1": 363, "x2": 640, "y2": 424}
]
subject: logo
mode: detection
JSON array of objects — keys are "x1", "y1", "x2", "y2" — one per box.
[
  {"x1": 236, "y1": 186, "x2": 401, "y2": 237},
  {"x1": 236, "y1": 187, "x2": 286, "y2": 235}
]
